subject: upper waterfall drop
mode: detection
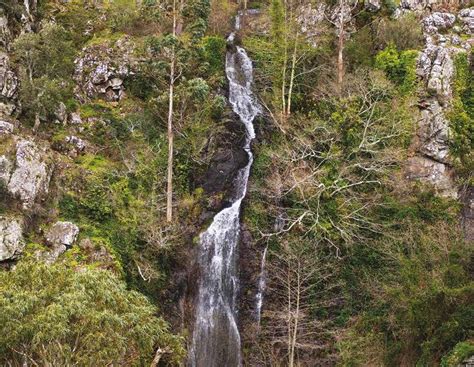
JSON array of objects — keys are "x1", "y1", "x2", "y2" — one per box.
[{"x1": 189, "y1": 11, "x2": 260, "y2": 367}]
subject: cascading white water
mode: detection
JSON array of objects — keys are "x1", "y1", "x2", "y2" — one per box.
[{"x1": 189, "y1": 12, "x2": 260, "y2": 367}]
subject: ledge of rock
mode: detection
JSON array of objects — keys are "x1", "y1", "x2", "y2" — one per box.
[{"x1": 0, "y1": 216, "x2": 24, "y2": 261}]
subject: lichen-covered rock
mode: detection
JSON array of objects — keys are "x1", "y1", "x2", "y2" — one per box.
[
  {"x1": 416, "y1": 99, "x2": 450, "y2": 163},
  {"x1": 365, "y1": 0, "x2": 380, "y2": 12},
  {"x1": 0, "y1": 13, "x2": 11, "y2": 50},
  {"x1": 7, "y1": 139, "x2": 52, "y2": 209},
  {"x1": 0, "y1": 119, "x2": 14, "y2": 135},
  {"x1": 42, "y1": 221, "x2": 79, "y2": 263},
  {"x1": 46, "y1": 221, "x2": 79, "y2": 247},
  {"x1": 74, "y1": 37, "x2": 137, "y2": 102},
  {"x1": 417, "y1": 43, "x2": 454, "y2": 104},
  {"x1": 0, "y1": 52, "x2": 18, "y2": 116},
  {"x1": 69, "y1": 112, "x2": 83, "y2": 125},
  {"x1": 296, "y1": 3, "x2": 327, "y2": 46},
  {"x1": 0, "y1": 155, "x2": 12, "y2": 186},
  {"x1": 0, "y1": 216, "x2": 24, "y2": 261},
  {"x1": 54, "y1": 102, "x2": 67, "y2": 124},
  {"x1": 459, "y1": 7, "x2": 474, "y2": 34},
  {"x1": 399, "y1": 0, "x2": 437, "y2": 11},
  {"x1": 422, "y1": 12, "x2": 456, "y2": 34},
  {"x1": 406, "y1": 156, "x2": 457, "y2": 198}
]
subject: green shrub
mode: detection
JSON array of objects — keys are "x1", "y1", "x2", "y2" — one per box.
[
  {"x1": 441, "y1": 341, "x2": 474, "y2": 367},
  {"x1": 375, "y1": 44, "x2": 418, "y2": 94},
  {"x1": 0, "y1": 261, "x2": 184, "y2": 366}
]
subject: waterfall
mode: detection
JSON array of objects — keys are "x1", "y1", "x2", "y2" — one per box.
[{"x1": 189, "y1": 11, "x2": 260, "y2": 367}]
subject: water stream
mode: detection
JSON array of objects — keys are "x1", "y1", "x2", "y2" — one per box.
[{"x1": 189, "y1": 11, "x2": 260, "y2": 367}]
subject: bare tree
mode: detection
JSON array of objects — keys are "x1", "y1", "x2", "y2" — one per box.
[
  {"x1": 260, "y1": 241, "x2": 339, "y2": 366},
  {"x1": 327, "y1": 0, "x2": 358, "y2": 93}
]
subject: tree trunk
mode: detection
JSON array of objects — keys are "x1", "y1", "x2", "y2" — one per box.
[
  {"x1": 166, "y1": 0, "x2": 177, "y2": 223},
  {"x1": 337, "y1": 0, "x2": 345, "y2": 93},
  {"x1": 286, "y1": 32, "x2": 298, "y2": 116}
]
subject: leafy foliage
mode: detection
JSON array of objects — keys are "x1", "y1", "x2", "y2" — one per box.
[{"x1": 0, "y1": 261, "x2": 184, "y2": 366}]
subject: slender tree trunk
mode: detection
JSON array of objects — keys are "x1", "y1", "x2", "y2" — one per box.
[
  {"x1": 281, "y1": 0, "x2": 288, "y2": 122},
  {"x1": 286, "y1": 32, "x2": 298, "y2": 116},
  {"x1": 337, "y1": 0, "x2": 345, "y2": 93},
  {"x1": 166, "y1": 0, "x2": 177, "y2": 222},
  {"x1": 287, "y1": 265, "x2": 292, "y2": 367},
  {"x1": 289, "y1": 261, "x2": 301, "y2": 367}
]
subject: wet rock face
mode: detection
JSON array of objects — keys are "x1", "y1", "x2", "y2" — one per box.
[
  {"x1": 0, "y1": 216, "x2": 24, "y2": 261},
  {"x1": 6, "y1": 139, "x2": 53, "y2": 209},
  {"x1": 195, "y1": 112, "x2": 249, "y2": 212},
  {"x1": 74, "y1": 37, "x2": 136, "y2": 102}
]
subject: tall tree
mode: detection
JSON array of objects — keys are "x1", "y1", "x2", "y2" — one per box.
[{"x1": 166, "y1": 0, "x2": 179, "y2": 222}]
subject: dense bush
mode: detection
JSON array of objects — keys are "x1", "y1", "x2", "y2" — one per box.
[
  {"x1": 375, "y1": 44, "x2": 418, "y2": 94},
  {"x1": 0, "y1": 261, "x2": 184, "y2": 366},
  {"x1": 449, "y1": 52, "x2": 474, "y2": 179}
]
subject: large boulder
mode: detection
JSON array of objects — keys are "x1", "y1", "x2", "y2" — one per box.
[
  {"x1": 43, "y1": 221, "x2": 79, "y2": 263},
  {"x1": 0, "y1": 216, "x2": 24, "y2": 261},
  {"x1": 46, "y1": 221, "x2": 79, "y2": 247},
  {"x1": 7, "y1": 139, "x2": 53, "y2": 209},
  {"x1": 74, "y1": 37, "x2": 137, "y2": 102}
]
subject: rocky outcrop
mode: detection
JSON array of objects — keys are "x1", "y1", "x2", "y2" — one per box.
[
  {"x1": 74, "y1": 37, "x2": 137, "y2": 102},
  {"x1": 0, "y1": 216, "x2": 24, "y2": 261},
  {"x1": 365, "y1": 0, "x2": 381, "y2": 12},
  {"x1": 0, "y1": 119, "x2": 14, "y2": 135},
  {"x1": 459, "y1": 8, "x2": 474, "y2": 34},
  {"x1": 406, "y1": 10, "x2": 472, "y2": 198},
  {"x1": 0, "y1": 52, "x2": 18, "y2": 117},
  {"x1": 4, "y1": 139, "x2": 53, "y2": 209},
  {"x1": 297, "y1": 3, "x2": 327, "y2": 46},
  {"x1": 423, "y1": 12, "x2": 456, "y2": 34},
  {"x1": 461, "y1": 187, "x2": 474, "y2": 241},
  {"x1": 0, "y1": 12, "x2": 11, "y2": 50}
]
